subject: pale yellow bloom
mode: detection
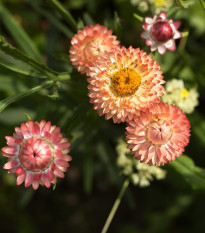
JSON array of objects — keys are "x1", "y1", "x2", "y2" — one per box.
[
  {"x1": 162, "y1": 79, "x2": 199, "y2": 114},
  {"x1": 116, "y1": 139, "x2": 166, "y2": 187}
]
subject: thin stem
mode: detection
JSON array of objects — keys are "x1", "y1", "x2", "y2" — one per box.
[
  {"x1": 0, "y1": 80, "x2": 53, "y2": 113},
  {"x1": 47, "y1": 0, "x2": 77, "y2": 31},
  {"x1": 178, "y1": 31, "x2": 189, "y2": 53},
  {"x1": 133, "y1": 13, "x2": 144, "y2": 22},
  {"x1": 101, "y1": 177, "x2": 130, "y2": 233}
]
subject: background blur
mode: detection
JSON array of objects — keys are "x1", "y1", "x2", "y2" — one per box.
[{"x1": 0, "y1": 0, "x2": 205, "y2": 233}]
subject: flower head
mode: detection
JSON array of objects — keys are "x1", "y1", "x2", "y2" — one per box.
[
  {"x1": 116, "y1": 139, "x2": 166, "y2": 187},
  {"x1": 162, "y1": 79, "x2": 199, "y2": 114},
  {"x1": 125, "y1": 102, "x2": 190, "y2": 166},
  {"x1": 69, "y1": 24, "x2": 120, "y2": 76},
  {"x1": 141, "y1": 12, "x2": 181, "y2": 55},
  {"x1": 88, "y1": 46, "x2": 165, "y2": 123},
  {"x1": 1, "y1": 120, "x2": 72, "y2": 190}
]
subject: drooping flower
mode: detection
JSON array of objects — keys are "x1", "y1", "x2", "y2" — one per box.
[
  {"x1": 69, "y1": 24, "x2": 120, "y2": 76},
  {"x1": 125, "y1": 102, "x2": 190, "y2": 166},
  {"x1": 1, "y1": 120, "x2": 72, "y2": 190},
  {"x1": 162, "y1": 79, "x2": 199, "y2": 114},
  {"x1": 88, "y1": 46, "x2": 165, "y2": 123},
  {"x1": 116, "y1": 138, "x2": 166, "y2": 187},
  {"x1": 141, "y1": 12, "x2": 181, "y2": 55}
]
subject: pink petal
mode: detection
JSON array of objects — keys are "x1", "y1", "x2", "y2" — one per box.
[
  {"x1": 158, "y1": 45, "x2": 166, "y2": 55},
  {"x1": 54, "y1": 167, "x2": 65, "y2": 178},
  {"x1": 173, "y1": 21, "x2": 181, "y2": 30},
  {"x1": 41, "y1": 173, "x2": 51, "y2": 188},
  {"x1": 25, "y1": 173, "x2": 34, "y2": 188},
  {"x1": 55, "y1": 159, "x2": 70, "y2": 168},
  {"x1": 3, "y1": 159, "x2": 19, "y2": 169},
  {"x1": 17, "y1": 173, "x2": 26, "y2": 185}
]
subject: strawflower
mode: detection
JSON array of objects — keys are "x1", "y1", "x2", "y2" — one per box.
[
  {"x1": 162, "y1": 79, "x2": 199, "y2": 114},
  {"x1": 1, "y1": 120, "x2": 72, "y2": 190},
  {"x1": 69, "y1": 24, "x2": 120, "y2": 76},
  {"x1": 88, "y1": 46, "x2": 165, "y2": 123},
  {"x1": 125, "y1": 102, "x2": 190, "y2": 166},
  {"x1": 141, "y1": 12, "x2": 181, "y2": 55}
]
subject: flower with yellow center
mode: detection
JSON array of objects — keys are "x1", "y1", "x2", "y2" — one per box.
[{"x1": 88, "y1": 46, "x2": 165, "y2": 123}]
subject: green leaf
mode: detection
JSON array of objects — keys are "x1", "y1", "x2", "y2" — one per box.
[
  {"x1": 0, "y1": 80, "x2": 53, "y2": 113},
  {"x1": 0, "y1": 36, "x2": 57, "y2": 78},
  {"x1": 175, "y1": 0, "x2": 197, "y2": 8},
  {"x1": 113, "y1": 11, "x2": 122, "y2": 39},
  {"x1": 0, "y1": 4, "x2": 42, "y2": 61},
  {"x1": 28, "y1": 1, "x2": 74, "y2": 39},
  {"x1": 199, "y1": 0, "x2": 205, "y2": 10},
  {"x1": 169, "y1": 155, "x2": 205, "y2": 190},
  {"x1": 47, "y1": 0, "x2": 77, "y2": 31}
]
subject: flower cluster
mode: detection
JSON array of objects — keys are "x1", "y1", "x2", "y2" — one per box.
[
  {"x1": 68, "y1": 22, "x2": 190, "y2": 167},
  {"x1": 1, "y1": 120, "x2": 72, "y2": 189},
  {"x1": 1, "y1": 13, "x2": 190, "y2": 190},
  {"x1": 116, "y1": 139, "x2": 166, "y2": 187},
  {"x1": 162, "y1": 79, "x2": 199, "y2": 114}
]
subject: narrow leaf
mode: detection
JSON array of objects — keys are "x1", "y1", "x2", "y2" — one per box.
[
  {"x1": 175, "y1": 0, "x2": 197, "y2": 8},
  {"x1": 0, "y1": 80, "x2": 53, "y2": 113},
  {"x1": 0, "y1": 4, "x2": 42, "y2": 61},
  {"x1": 28, "y1": 1, "x2": 73, "y2": 39},
  {"x1": 47, "y1": 0, "x2": 77, "y2": 31},
  {"x1": 0, "y1": 36, "x2": 57, "y2": 77},
  {"x1": 113, "y1": 11, "x2": 122, "y2": 39},
  {"x1": 169, "y1": 155, "x2": 205, "y2": 190}
]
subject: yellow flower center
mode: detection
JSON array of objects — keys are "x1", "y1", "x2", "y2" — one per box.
[
  {"x1": 180, "y1": 88, "x2": 189, "y2": 98},
  {"x1": 154, "y1": 0, "x2": 165, "y2": 6},
  {"x1": 110, "y1": 68, "x2": 141, "y2": 97}
]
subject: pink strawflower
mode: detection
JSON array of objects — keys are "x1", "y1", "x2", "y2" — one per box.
[
  {"x1": 88, "y1": 46, "x2": 165, "y2": 123},
  {"x1": 141, "y1": 12, "x2": 181, "y2": 55},
  {"x1": 1, "y1": 120, "x2": 72, "y2": 190},
  {"x1": 125, "y1": 103, "x2": 190, "y2": 166},
  {"x1": 69, "y1": 24, "x2": 120, "y2": 76}
]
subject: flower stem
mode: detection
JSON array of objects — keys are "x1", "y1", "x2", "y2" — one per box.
[
  {"x1": 47, "y1": 0, "x2": 77, "y2": 31},
  {"x1": 101, "y1": 177, "x2": 130, "y2": 233},
  {"x1": 133, "y1": 13, "x2": 144, "y2": 22},
  {"x1": 0, "y1": 80, "x2": 53, "y2": 113}
]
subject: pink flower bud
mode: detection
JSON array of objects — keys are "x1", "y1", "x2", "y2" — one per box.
[{"x1": 141, "y1": 12, "x2": 181, "y2": 55}]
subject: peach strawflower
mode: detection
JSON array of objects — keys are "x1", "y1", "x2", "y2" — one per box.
[
  {"x1": 1, "y1": 120, "x2": 72, "y2": 190},
  {"x1": 125, "y1": 102, "x2": 190, "y2": 166},
  {"x1": 88, "y1": 46, "x2": 165, "y2": 123},
  {"x1": 69, "y1": 24, "x2": 120, "y2": 76},
  {"x1": 141, "y1": 12, "x2": 181, "y2": 55}
]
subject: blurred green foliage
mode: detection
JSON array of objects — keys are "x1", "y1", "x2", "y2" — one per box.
[{"x1": 0, "y1": 0, "x2": 205, "y2": 233}]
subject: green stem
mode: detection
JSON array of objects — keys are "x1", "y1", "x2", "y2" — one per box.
[
  {"x1": 0, "y1": 80, "x2": 53, "y2": 113},
  {"x1": 0, "y1": 36, "x2": 58, "y2": 78},
  {"x1": 47, "y1": 0, "x2": 77, "y2": 31},
  {"x1": 181, "y1": 31, "x2": 189, "y2": 38},
  {"x1": 133, "y1": 13, "x2": 144, "y2": 22},
  {"x1": 101, "y1": 177, "x2": 130, "y2": 233},
  {"x1": 178, "y1": 31, "x2": 189, "y2": 53}
]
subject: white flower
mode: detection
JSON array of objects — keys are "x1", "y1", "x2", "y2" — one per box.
[
  {"x1": 116, "y1": 139, "x2": 166, "y2": 187},
  {"x1": 162, "y1": 79, "x2": 199, "y2": 114}
]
